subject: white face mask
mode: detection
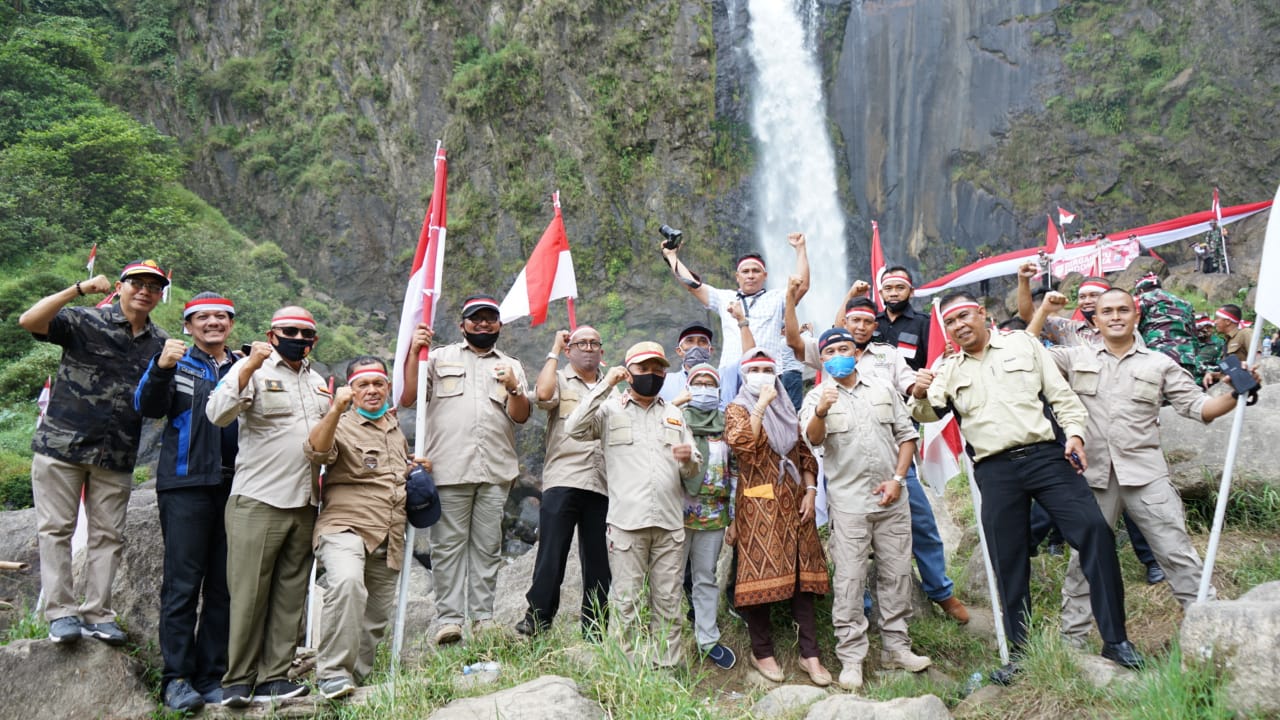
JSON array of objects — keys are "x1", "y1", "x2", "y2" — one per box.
[
  {"x1": 689, "y1": 386, "x2": 720, "y2": 411},
  {"x1": 744, "y1": 372, "x2": 775, "y2": 393}
]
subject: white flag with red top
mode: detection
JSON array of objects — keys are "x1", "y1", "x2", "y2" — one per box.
[
  {"x1": 1058, "y1": 206, "x2": 1076, "y2": 226},
  {"x1": 499, "y1": 191, "x2": 578, "y2": 327},
  {"x1": 85, "y1": 243, "x2": 97, "y2": 277},
  {"x1": 392, "y1": 143, "x2": 448, "y2": 407},
  {"x1": 869, "y1": 220, "x2": 887, "y2": 313},
  {"x1": 918, "y1": 298, "x2": 964, "y2": 494},
  {"x1": 1212, "y1": 187, "x2": 1223, "y2": 224},
  {"x1": 36, "y1": 375, "x2": 51, "y2": 429}
]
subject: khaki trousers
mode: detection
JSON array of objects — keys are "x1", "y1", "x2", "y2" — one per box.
[
  {"x1": 1061, "y1": 469, "x2": 1213, "y2": 639},
  {"x1": 607, "y1": 525, "x2": 685, "y2": 667},
  {"x1": 31, "y1": 454, "x2": 133, "y2": 623},
  {"x1": 222, "y1": 495, "x2": 315, "y2": 687},
  {"x1": 315, "y1": 531, "x2": 398, "y2": 683},
  {"x1": 430, "y1": 482, "x2": 509, "y2": 625},
  {"x1": 828, "y1": 502, "x2": 913, "y2": 667}
]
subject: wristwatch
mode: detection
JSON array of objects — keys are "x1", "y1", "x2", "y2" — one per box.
[{"x1": 892, "y1": 474, "x2": 907, "y2": 488}]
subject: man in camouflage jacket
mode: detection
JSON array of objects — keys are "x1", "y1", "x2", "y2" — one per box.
[{"x1": 1134, "y1": 273, "x2": 1208, "y2": 381}]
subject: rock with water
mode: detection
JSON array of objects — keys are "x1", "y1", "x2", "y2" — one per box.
[
  {"x1": 750, "y1": 684, "x2": 829, "y2": 718},
  {"x1": 1180, "y1": 581, "x2": 1280, "y2": 716},
  {"x1": 802, "y1": 693, "x2": 951, "y2": 720},
  {"x1": 427, "y1": 675, "x2": 603, "y2": 720},
  {"x1": 0, "y1": 639, "x2": 154, "y2": 720}
]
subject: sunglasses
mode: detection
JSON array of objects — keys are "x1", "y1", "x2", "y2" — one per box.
[
  {"x1": 125, "y1": 278, "x2": 166, "y2": 294},
  {"x1": 272, "y1": 326, "x2": 317, "y2": 339}
]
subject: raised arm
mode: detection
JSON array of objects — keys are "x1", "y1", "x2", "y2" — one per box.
[
  {"x1": 19, "y1": 275, "x2": 113, "y2": 335},
  {"x1": 726, "y1": 299, "x2": 756, "y2": 352},
  {"x1": 535, "y1": 330, "x2": 569, "y2": 403},
  {"x1": 1028, "y1": 290, "x2": 1068, "y2": 338},
  {"x1": 1016, "y1": 261, "x2": 1038, "y2": 322},
  {"x1": 789, "y1": 233, "x2": 811, "y2": 301},
  {"x1": 784, "y1": 275, "x2": 806, "y2": 359},
  {"x1": 661, "y1": 245, "x2": 711, "y2": 307},
  {"x1": 398, "y1": 323, "x2": 433, "y2": 408}
]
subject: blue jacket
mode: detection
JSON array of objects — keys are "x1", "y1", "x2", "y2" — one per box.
[{"x1": 135, "y1": 346, "x2": 240, "y2": 490}]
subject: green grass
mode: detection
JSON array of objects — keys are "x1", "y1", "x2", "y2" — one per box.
[{"x1": 1, "y1": 604, "x2": 46, "y2": 645}]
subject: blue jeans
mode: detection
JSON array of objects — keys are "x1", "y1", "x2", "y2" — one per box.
[{"x1": 864, "y1": 464, "x2": 955, "y2": 612}]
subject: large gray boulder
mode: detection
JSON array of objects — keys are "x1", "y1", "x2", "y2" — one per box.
[
  {"x1": 801, "y1": 693, "x2": 951, "y2": 720},
  {"x1": 750, "y1": 684, "x2": 829, "y2": 718},
  {"x1": 427, "y1": 675, "x2": 603, "y2": 720},
  {"x1": 0, "y1": 506, "x2": 39, "y2": 634},
  {"x1": 1179, "y1": 581, "x2": 1280, "y2": 717},
  {"x1": 0, "y1": 638, "x2": 154, "y2": 720}
]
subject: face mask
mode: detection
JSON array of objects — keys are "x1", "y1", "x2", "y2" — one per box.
[
  {"x1": 823, "y1": 355, "x2": 857, "y2": 378},
  {"x1": 274, "y1": 337, "x2": 314, "y2": 362},
  {"x1": 464, "y1": 331, "x2": 499, "y2": 350},
  {"x1": 688, "y1": 386, "x2": 719, "y2": 411},
  {"x1": 682, "y1": 346, "x2": 711, "y2": 369},
  {"x1": 884, "y1": 298, "x2": 911, "y2": 314},
  {"x1": 744, "y1": 372, "x2": 774, "y2": 393},
  {"x1": 1081, "y1": 308, "x2": 1096, "y2": 324},
  {"x1": 356, "y1": 402, "x2": 390, "y2": 420},
  {"x1": 628, "y1": 372, "x2": 665, "y2": 397}
]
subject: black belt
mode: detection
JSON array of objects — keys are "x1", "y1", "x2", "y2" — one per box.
[{"x1": 984, "y1": 441, "x2": 1059, "y2": 464}]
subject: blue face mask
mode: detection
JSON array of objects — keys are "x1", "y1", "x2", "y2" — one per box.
[
  {"x1": 356, "y1": 402, "x2": 391, "y2": 420},
  {"x1": 688, "y1": 386, "x2": 719, "y2": 411},
  {"x1": 823, "y1": 354, "x2": 857, "y2": 378}
]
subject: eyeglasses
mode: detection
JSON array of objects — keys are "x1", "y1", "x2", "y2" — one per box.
[
  {"x1": 569, "y1": 340, "x2": 603, "y2": 351},
  {"x1": 125, "y1": 278, "x2": 165, "y2": 294},
  {"x1": 273, "y1": 326, "x2": 317, "y2": 339},
  {"x1": 464, "y1": 315, "x2": 500, "y2": 327}
]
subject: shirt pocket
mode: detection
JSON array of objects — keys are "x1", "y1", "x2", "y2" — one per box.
[
  {"x1": 433, "y1": 364, "x2": 466, "y2": 398},
  {"x1": 356, "y1": 443, "x2": 384, "y2": 472},
  {"x1": 259, "y1": 385, "x2": 292, "y2": 416},
  {"x1": 1131, "y1": 368, "x2": 1162, "y2": 404},
  {"x1": 607, "y1": 413, "x2": 634, "y2": 446},
  {"x1": 949, "y1": 374, "x2": 978, "y2": 416},
  {"x1": 825, "y1": 409, "x2": 853, "y2": 434},
  {"x1": 1070, "y1": 368, "x2": 1100, "y2": 396},
  {"x1": 1001, "y1": 354, "x2": 1039, "y2": 393},
  {"x1": 870, "y1": 388, "x2": 897, "y2": 424},
  {"x1": 662, "y1": 426, "x2": 683, "y2": 446},
  {"x1": 557, "y1": 389, "x2": 580, "y2": 419}
]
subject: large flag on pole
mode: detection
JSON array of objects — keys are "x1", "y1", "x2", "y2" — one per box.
[
  {"x1": 499, "y1": 191, "x2": 578, "y2": 326},
  {"x1": 917, "y1": 298, "x2": 964, "y2": 494},
  {"x1": 86, "y1": 244, "x2": 97, "y2": 277},
  {"x1": 1257, "y1": 188, "x2": 1280, "y2": 325},
  {"x1": 36, "y1": 375, "x2": 51, "y2": 429},
  {"x1": 869, "y1": 220, "x2": 887, "y2": 312}
]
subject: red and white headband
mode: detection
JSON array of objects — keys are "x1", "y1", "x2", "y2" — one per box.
[
  {"x1": 183, "y1": 297, "x2": 235, "y2": 320},
  {"x1": 1215, "y1": 309, "x2": 1242, "y2": 325},
  {"x1": 347, "y1": 366, "x2": 389, "y2": 383},
  {"x1": 1195, "y1": 317, "x2": 1214, "y2": 328},
  {"x1": 1077, "y1": 281, "x2": 1111, "y2": 295},
  {"x1": 941, "y1": 301, "x2": 982, "y2": 320},
  {"x1": 568, "y1": 325, "x2": 599, "y2": 343},
  {"x1": 741, "y1": 355, "x2": 776, "y2": 371},
  {"x1": 736, "y1": 256, "x2": 766, "y2": 272},
  {"x1": 844, "y1": 307, "x2": 877, "y2": 321},
  {"x1": 880, "y1": 274, "x2": 913, "y2": 289},
  {"x1": 272, "y1": 315, "x2": 316, "y2": 330}
]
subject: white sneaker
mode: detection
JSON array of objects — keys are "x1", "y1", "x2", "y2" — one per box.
[
  {"x1": 881, "y1": 649, "x2": 932, "y2": 673},
  {"x1": 838, "y1": 664, "x2": 863, "y2": 691}
]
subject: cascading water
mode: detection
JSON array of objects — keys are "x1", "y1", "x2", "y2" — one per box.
[{"x1": 745, "y1": 0, "x2": 847, "y2": 325}]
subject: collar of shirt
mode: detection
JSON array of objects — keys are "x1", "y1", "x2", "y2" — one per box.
[
  {"x1": 878, "y1": 303, "x2": 922, "y2": 323},
  {"x1": 105, "y1": 304, "x2": 158, "y2": 335},
  {"x1": 1096, "y1": 341, "x2": 1147, "y2": 361},
  {"x1": 561, "y1": 365, "x2": 602, "y2": 389},
  {"x1": 620, "y1": 391, "x2": 665, "y2": 409},
  {"x1": 960, "y1": 327, "x2": 1013, "y2": 361}
]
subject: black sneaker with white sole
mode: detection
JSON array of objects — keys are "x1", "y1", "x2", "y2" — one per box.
[
  {"x1": 220, "y1": 684, "x2": 252, "y2": 708},
  {"x1": 80, "y1": 621, "x2": 127, "y2": 645},
  {"x1": 48, "y1": 616, "x2": 82, "y2": 644},
  {"x1": 251, "y1": 679, "x2": 309, "y2": 702}
]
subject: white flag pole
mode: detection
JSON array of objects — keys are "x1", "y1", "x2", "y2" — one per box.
[
  {"x1": 965, "y1": 455, "x2": 1011, "y2": 664},
  {"x1": 390, "y1": 372, "x2": 425, "y2": 668}
]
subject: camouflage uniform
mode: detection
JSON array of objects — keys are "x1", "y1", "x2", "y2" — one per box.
[
  {"x1": 32, "y1": 304, "x2": 168, "y2": 624},
  {"x1": 1136, "y1": 289, "x2": 1207, "y2": 380},
  {"x1": 1196, "y1": 334, "x2": 1225, "y2": 370}
]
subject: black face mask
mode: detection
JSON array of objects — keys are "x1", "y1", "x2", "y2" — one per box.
[
  {"x1": 629, "y1": 372, "x2": 665, "y2": 398},
  {"x1": 884, "y1": 298, "x2": 911, "y2": 314},
  {"x1": 464, "y1": 331, "x2": 499, "y2": 350},
  {"x1": 1081, "y1": 309, "x2": 1096, "y2": 324},
  {"x1": 274, "y1": 337, "x2": 314, "y2": 362}
]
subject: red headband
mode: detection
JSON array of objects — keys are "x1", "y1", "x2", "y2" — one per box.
[
  {"x1": 347, "y1": 366, "x2": 388, "y2": 383},
  {"x1": 880, "y1": 274, "x2": 913, "y2": 289},
  {"x1": 741, "y1": 356, "x2": 776, "y2": 371},
  {"x1": 736, "y1": 257, "x2": 766, "y2": 272},
  {"x1": 1077, "y1": 282, "x2": 1111, "y2": 295},
  {"x1": 844, "y1": 307, "x2": 876, "y2": 321},
  {"x1": 183, "y1": 297, "x2": 235, "y2": 319},
  {"x1": 941, "y1": 301, "x2": 982, "y2": 320},
  {"x1": 1215, "y1": 309, "x2": 1242, "y2": 325},
  {"x1": 272, "y1": 315, "x2": 316, "y2": 330}
]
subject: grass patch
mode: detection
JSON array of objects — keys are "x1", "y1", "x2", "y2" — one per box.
[{"x1": 1, "y1": 603, "x2": 46, "y2": 645}]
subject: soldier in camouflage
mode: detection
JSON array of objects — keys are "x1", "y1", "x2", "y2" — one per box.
[
  {"x1": 1193, "y1": 314, "x2": 1224, "y2": 374},
  {"x1": 19, "y1": 260, "x2": 170, "y2": 646},
  {"x1": 1134, "y1": 273, "x2": 1209, "y2": 381}
]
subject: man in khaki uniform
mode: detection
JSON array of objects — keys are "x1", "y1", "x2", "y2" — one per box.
[
  {"x1": 565, "y1": 341, "x2": 702, "y2": 667},
  {"x1": 1213, "y1": 304, "x2": 1253, "y2": 363},
  {"x1": 1033, "y1": 290, "x2": 1259, "y2": 642},
  {"x1": 400, "y1": 295, "x2": 530, "y2": 645},
  {"x1": 800, "y1": 328, "x2": 931, "y2": 691},
  {"x1": 517, "y1": 325, "x2": 611, "y2": 639},
  {"x1": 911, "y1": 292, "x2": 1141, "y2": 684},
  {"x1": 207, "y1": 307, "x2": 328, "y2": 706}
]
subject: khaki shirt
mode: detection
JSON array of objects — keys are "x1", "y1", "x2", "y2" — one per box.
[
  {"x1": 1224, "y1": 326, "x2": 1253, "y2": 362},
  {"x1": 911, "y1": 330, "x2": 1087, "y2": 462},
  {"x1": 537, "y1": 366, "x2": 608, "y2": 496},
  {"x1": 421, "y1": 342, "x2": 528, "y2": 486},
  {"x1": 1050, "y1": 344, "x2": 1209, "y2": 489},
  {"x1": 565, "y1": 382, "x2": 702, "y2": 532},
  {"x1": 305, "y1": 410, "x2": 411, "y2": 570},
  {"x1": 207, "y1": 352, "x2": 328, "y2": 508},
  {"x1": 800, "y1": 375, "x2": 916, "y2": 515},
  {"x1": 802, "y1": 338, "x2": 914, "y2": 395}
]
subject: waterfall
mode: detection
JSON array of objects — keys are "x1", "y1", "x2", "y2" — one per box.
[{"x1": 745, "y1": 0, "x2": 848, "y2": 327}]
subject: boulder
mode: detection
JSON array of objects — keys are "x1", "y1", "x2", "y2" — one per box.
[
  {"x1": 802, "y1": 693, "x2": 951, "y2": 720},
  {"x1": 427, "y1": 675, "x2": 603, "y2": 720},
  {"x1": 750, "y1": 684, "x2": 829, "y2": 718},
  {"x1": 1158, "y1": 375, "x2": 1280, "y2": 496},
  {"x1": 1180, "y1": 581, "x2": 1280, "y2": 716},
  {"x1": 0, "y1": 638, "x2": 154, "y2": 720},
  {"x1": 0, "y1": 506, "x2": 39, "y2": 633},
  {"x1": 1110, "y1": 256, "x2": 1167, "y2": 293}
]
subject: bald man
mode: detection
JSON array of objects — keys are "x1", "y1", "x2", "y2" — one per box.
[{"x1": 206, "y1": 307, "x2": 329, "y2": 706}]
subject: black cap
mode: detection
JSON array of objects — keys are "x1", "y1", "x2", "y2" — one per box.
[
  {"x1": 460, "y1": 295, "x2": 501, "y2": 319},
  {"x1": 818, "y1": 327, "x2": 855, "y2": 352},
  {"x1": 677, "y1": 322, "x2": 714, "y2": 344},
  {"x1": 405, "y1": 465, "x2": 442, "y2": 529}
]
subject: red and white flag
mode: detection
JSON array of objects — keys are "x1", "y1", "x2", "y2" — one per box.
[
  {"x1": 1256, "y1": 183, "x2": 1280, "y2": 326},
  {"x1": 85, "y1": 243, "x2": 97, "y2": 277},
  {"x1": 918, "y1": 298, "x2": 964, "y2": 494},
  {"x1": 36, "y1": 375, "x2": 51, "y2": 429},
  {"x1": 96, "y1": 290, "x2": 117, "y2": 308},
  {"x1": 869, "y1": 220, "x2": 887, "y2": 313},
  {"x1": 499, "y1": 191, "x2": 578, "y2": 327},
  {"x1": 1044, "y1": 214, "x2": 1061, "y2": 256},
  {"x1": 392, "y1": 143, "x2": 448, "y2": 407},
  {"x1": 1212, "y1": 187, "x2": 1223, "y2": 224},
  {"x1": 1058, "y1": 206, "x2": 1076, "y2": 226}
]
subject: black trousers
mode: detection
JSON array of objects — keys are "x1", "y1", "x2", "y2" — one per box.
[
  {"x1": 1031, "y1": 502, "x2": 1157, "y2": 567},
  {"x1": 157, "y1": 482, "x2": 231, "y2": 692},
  {"x1": 975, "y1": 443, "x2": 1128, "y2": 649},
  {"x1": 524, "y1": 487, "x2": 611, "y2": 636}
]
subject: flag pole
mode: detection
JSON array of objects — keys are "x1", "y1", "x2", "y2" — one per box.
[
  {"x1": 965, "y1": 454, "x2": 1011, "y2": 664},
  {"x1": 1196, "y1": 322, "x2": 1263, "y2": 602}
]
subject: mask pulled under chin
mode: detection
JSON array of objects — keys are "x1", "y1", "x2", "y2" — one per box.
[
  {"x1": 356, "y1": 402, "x2": 391, "y2": 420},
  {"x1": 629, "y1": 372, "x2": 665, "y2": 398},
  {"x1": 464, "y1": 331, "x2": 499, "y2": 349},
  {"x1": 274, "y1": 337, "x2": 314, "y2": 362},
  {"x1": 884, "y1": 298, "x2": 911, "y2": 314}
]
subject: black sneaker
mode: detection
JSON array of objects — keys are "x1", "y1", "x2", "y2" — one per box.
[
  {"x1": 220, "y1": 684, "x2": 252, "y2": 708},
  {"x1": 163, "y1": 678, "x2": 205, "y2": 712},
  {"x1": 704, "y1": 643, "x2": 737, "y2": 670},
  {"x1": 81, "y1": 621, "x2": 127, "y2": 646},
  {"x1": 990, "y1": 662, "x2": 1022, "y2": 686},
  {"x1": 48, "y1": 616, "x2": 82, "y2": 644},
  {"x1": 201, "y1": 687, "x2": 224, "y2": 705},
  {"x1": 1145, "y1": 563, "x2": 1166, "y2": 585},
  {"x1": 252, "y1": 678, "x2": 309, "y2": 702}
]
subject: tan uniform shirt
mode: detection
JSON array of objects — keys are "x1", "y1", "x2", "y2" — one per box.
[
  {"x1": 537, "y1": 366, "x2": 608, "y2": 496},
  {"x1": 800, "y1": 375, "x2": 917, "y2": 514},
  {"x1": 1224, "y1": 326, "x2": 1253, "y2": 362},
  {"x1": 911, "y1": 330, "x2": 1088, "y2": 462},
  {"x1": 801, "y1": 338, "x2": 914, "y2": 395},
  {"x1": 1050, "y1": 344, "x2": 1209, "y2": 490},
  {"x1": 207, "y1": 352, "x2": 327, "y2": 508},
  {"x1": 565, "y1": 382, "x2": 701, "y2": 532},
  {"x1": 305, "y1": 410, "x2": 411, "y2": 570},
  {"x1": 421, "y1": 342, "x2": 528, "y2": 486}
]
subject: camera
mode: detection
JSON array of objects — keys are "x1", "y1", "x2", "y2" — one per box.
[
  {"x1": 1218, "y1": 355, "x2": 1260, "y2": 405},
  {"x1": 659, "y1": 224, "x2": 684, "y2": 250}
]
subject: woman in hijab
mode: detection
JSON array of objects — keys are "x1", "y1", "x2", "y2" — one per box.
[{"x1": 724, "y1": 348, "x2": 831, "y2": 686}]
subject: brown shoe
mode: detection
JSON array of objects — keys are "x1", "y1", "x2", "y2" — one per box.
[
  {"x1": 936, "y1": 596, "x2": 970, "y2": 624},
  {"x1": 749, "y1": 654, "x2": 785, "y2": 683}
]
